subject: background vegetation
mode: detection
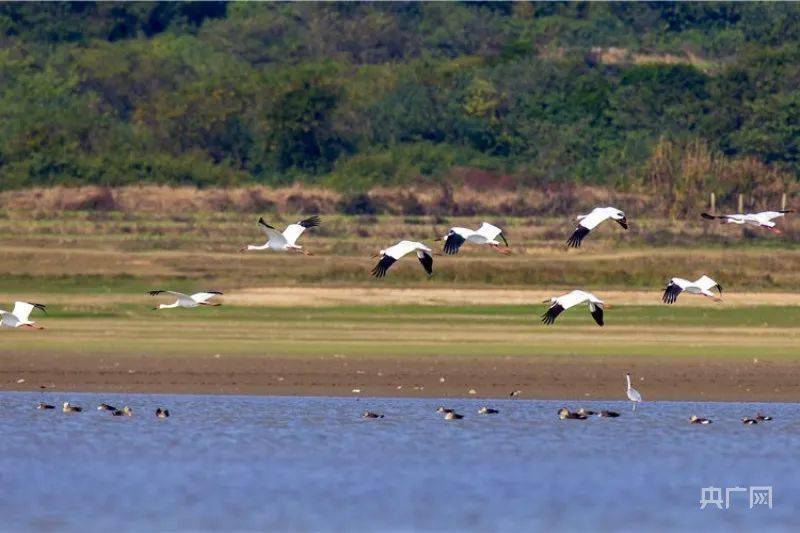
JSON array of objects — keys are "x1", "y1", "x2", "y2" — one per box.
[{"x1": 1, "y1": 2, "x2": 799, "y2": 212}]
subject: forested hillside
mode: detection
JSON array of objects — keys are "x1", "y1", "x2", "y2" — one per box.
[{"x1": 1, "y1": 2, "x2": 799, "y2": 201}]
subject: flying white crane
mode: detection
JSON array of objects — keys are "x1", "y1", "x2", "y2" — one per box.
[
  {"x1": 541, "y1": 290, "x2": 606, "y2": 326},
  {"x1": 241, "y1": 215, "x2": 320, "y2": 254},
  {"x1": 701, "y1": 210, "x2": 793, "y2": 234},
  {"x1": 435, "y1": 222, "x2": 510, "y2": 255},
  {"x1": 626, "y1": 373, "x2": 642, "y2": 411},
  {"x1": 662, "y1": 276, "x2": 722, "y2": 304},
  {"x1": 148, "y1": 290, "x2": 223, "y2": 310},
  {"x1": 0, "y1": 301, "x2": 46, "y2": 329},
  {"x1": 371, "y1": 241, "x2": 434, "y2": 278},
  {"x1": 567, "y1": 207, "x2": 628, "y2": 248}
]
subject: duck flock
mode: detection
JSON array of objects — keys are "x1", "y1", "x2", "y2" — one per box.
[{"x1": 1, "y1": 204, "x2": 793, "y2": 424}]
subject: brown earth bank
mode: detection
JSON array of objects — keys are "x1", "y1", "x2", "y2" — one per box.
[{"x1": 2, "y1": 353, "x2": 797, "y2": 403}]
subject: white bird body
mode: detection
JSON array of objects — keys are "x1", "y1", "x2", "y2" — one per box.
[
  {"x1": 567, "y1": 207, "x2": 627, "y2": 247},
  {"x1": 242, "y1": 216, "x2": 320, "y2": 253},
  {"x1": 662, "y1": 275, "x2": 722, "y2": 303},
  {"x1": 372, "y1": 240, "x2": 434, "y2": 278},
  {"x1": 702, "y1": 210, "x2": 792, "y2": 233},
  {"x1": 440, "y1": 222, "x2": 509, "y2": 254},
  {"x1": 0, "y1": 301, "x2": 46, "y2": 329},
  {"x1": 541, "y1": 290, "x2": 605, "y2": 326},
  {"x1": 148, "y1": 290, "x2": 223, "y2": 310},
  {"x1": 626, "y1": 373, "x2": 642, "y2": 410}
]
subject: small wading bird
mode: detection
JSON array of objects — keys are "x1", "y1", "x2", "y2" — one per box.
[
  {"x1": 436, "y1": 407, "x2": 454, "y2": 414},
  {"x1": 0, "y1": 301, "x2": 46, "y2": 330},
  {"x1": 701, "y1": 210, "x2": 793, "y2": 234},
  {"x1": 478, "y1": 407, "x2": 499, "y2": 414},
  {"x1": 241, "y1": 215, "x2": 320, "y2": 254},
  {"x1": 567, "y1": 207, "x2": 628, "y2": 248},
  {"x1": 598, "y1": 410, "x2": 620, "y2": 418},
  {"x1": 155, "y1": 408, "x2": 170, "y2": 418},
  {"x1": 112, "y1": 406, "x2": 133, "y2": 417},
  {"x1": 741, "y1": 417, "x2": 758, "y2": 425},
  {"x1": 625, "y1": 373, "x2": 642, "y2": 411},
  {"x1": 662, "y1": 276, "x2": 722, "y2": 304},
  {"x1": 98, "y1": 403, "x2": 117, "y2": 411},
  {"x1": 371, "y1": 241, "x2": 434, "y2": 278},
  {"x1": 36, "y1": 403, "x2": 55, "y2": 410},
  {"x1": 362, "y1": 411, "x2": 384, "y2": 419},
  {"x1": 436, "y1": 222, "x2": 510, "y2": 255},
  {"x1": 756, "y1": 413, "x2": 772, "y2": 421},
  {"x1": 148, "y1": 290, "x2": 223, "y2": 310},
  {"x1": 443, "y1": 411, "x2": 464, "y2": 420},
  {"x1": 689, "y1": 415, "x2": 713, "y2": 424},
  {"x1": 541, "y1": 290, "x2": 606, "y2": 326}
]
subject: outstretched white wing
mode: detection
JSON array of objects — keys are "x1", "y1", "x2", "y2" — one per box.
[
  {"x1": 258, "y1": 218, "x2": 287, "y2": 247},
  {"x1": 281, "y1": 216, "x2": 321, "y2": 246},
  {"x1": 476, "y1": 222, "x2": 502, "y2": 241},
  {"x1": 558, "y1": 290, "x2": 591, "y2": 310},
  {"x1": 385, "y1": 240, "x2": 428, "y2": 260},
  {"x1": 147, "y1": 290, "x2": 192, "y2": 304},
  {"x1": 12, "y1": 301, "x2": 46, "y2": 321},
  {"x1": 577, "y1": 208, "x2": 611, "y2": 230},
  {"x1": 694, "y1": 276, "x2": 720, "y2": 292},
  {"x1": 190, "y1": 291, "x2": 223, "y2": 304},
  {"x1": 282, "y1": 224, "x2": 306, "y2": 246}
]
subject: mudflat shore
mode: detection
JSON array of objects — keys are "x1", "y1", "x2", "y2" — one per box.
[{"x1": 2, "y1": 352, "x2": 796, "y2": 402}]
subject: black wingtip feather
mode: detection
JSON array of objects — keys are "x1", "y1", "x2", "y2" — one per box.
[
  {"x1": 541, "y1": 304, "x2": 564, "y2": 325},
  {"x1": 590, "y1": 306, "x2": 604, "y2": 326},
  {"x1": 499, "y1": 233, "x2": 509, "y2": 247},
  {"x1": 299, "y1": 215, "x2": 321, "y2": 228},
  {"x1": 371, "y1": 256, "x2": 396, "y2": 278},
  {"x1": 700, "y1": 213, "x2": 716, "y2": 220},
  {"x1": 443, "y1": 232, "x2": 466, "y2": 255},
  {"x1": 566, "y1": 227, "x2": 590, "y2": 248},
  {"x1": 147, "y1": 290, "x2": 165, "y2": 296},
  {"x1": 258, "y1": 217, "x2": 276, "y2": 230},
  {"x1": 418, "y1": 251, "x2": 434, "y2": 276},
  {"x1": 662, "y1": 283, "x2": 681, "y2": 304}
]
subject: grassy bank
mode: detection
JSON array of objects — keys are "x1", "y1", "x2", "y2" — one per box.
[
  {"x1": 1, "y1": 209, "x2": 799, "y2": 290},
  {"x1": 2, "y1": 301, "x2": 800, "y2": 361}
]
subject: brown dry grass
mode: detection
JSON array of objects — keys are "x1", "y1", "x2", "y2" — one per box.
[{"x1": 0, "y1": 184, "x2": 655, "y2": 217}]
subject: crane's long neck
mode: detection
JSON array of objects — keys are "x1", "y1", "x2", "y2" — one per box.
[{"x1": 626, "y1": 374, "x2": 632, "y2": 390}]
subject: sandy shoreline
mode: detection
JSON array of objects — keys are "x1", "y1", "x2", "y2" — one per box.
[{"x1": 2, "y1": 353, "x2": 797, "y2": 402}]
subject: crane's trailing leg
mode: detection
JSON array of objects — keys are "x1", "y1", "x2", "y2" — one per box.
[{"x1": 490, "y1": 244, "x2": 512, "y2": 255}]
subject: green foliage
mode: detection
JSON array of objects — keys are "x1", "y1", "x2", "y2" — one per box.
[{"x1": 0, "y1": 2, "x2": 799, "y2": 191}]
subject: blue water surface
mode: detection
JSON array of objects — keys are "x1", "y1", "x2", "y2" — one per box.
[{"x1": 0, "y1": 392, "x2": 797, "y2": 532}]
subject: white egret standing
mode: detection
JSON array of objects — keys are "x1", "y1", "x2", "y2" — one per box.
[
  {"x1": 436, "y1": 222, "x2": 510, "y2": 255},
  {"x1": 148, "y1": 290, "x2": 223, "y2": 310},
  {"x1": 241, "y1": 215, "x2": 320, "y2": 254},
  {"x1": 0, "y1": 301, "x2": 46, "y2": 329},
  {"x1": 567, "y1": 207, "x2": 628, "y2": 248},
  {"x1": 701, "y1": 210, "x2": 793, "y2": 234},
  {"x1": 371, "y1": 241, "x2": 434, "y2": 278},
  {"x1": 662, "y1": 276, "x2": 722, "y2": 304},
  {"x1": 541, "y1": 290, "x2": 606, "y2": 326},
  {"x1": 626, "y1": 372, "x2": 642, "y2": 411}
]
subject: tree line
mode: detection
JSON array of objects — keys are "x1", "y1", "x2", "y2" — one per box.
[{"x1": 0, "y1": 1, "x2": 798, "y2": 206}]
